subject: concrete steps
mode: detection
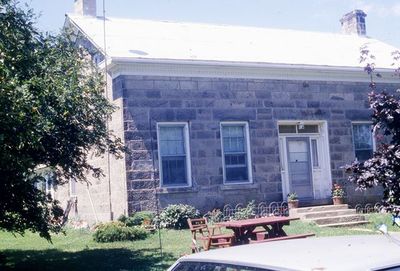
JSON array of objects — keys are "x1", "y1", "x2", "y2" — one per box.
[
  {"x1": 319, "y1": 221, "x2": 370, "y2": 228},
  {"x1": 300, "y1": 209, "x2": 356, "y2": 219},
  {"x1": 290, "y1": 204, "x2": 368, "y2": 227}
]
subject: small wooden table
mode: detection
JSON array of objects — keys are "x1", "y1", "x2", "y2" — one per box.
[{"x1": 217, "y1": 216, "x2": 299, "y2": 244}]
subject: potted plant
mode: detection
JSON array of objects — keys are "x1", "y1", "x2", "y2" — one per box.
[
  {"x1": 331, "y1": 183, "x2": 345, "y2": 205},
  {"x1": 287, "y1": 192, "x2": 299, "y2": 209}
]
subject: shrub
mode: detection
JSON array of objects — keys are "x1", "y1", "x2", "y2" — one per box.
[
  {"x1": 204, "y1": 209, "x2": 224, "y2": 224},
  {"x1": 117, "y1": 214, "x2": 128, "y2": 224},
  {"x1": 93, "y1": 221, "x2": 149, "y2": 243},
  {"x1": 126, "y1": 211, "x2": 155, "y2": 227},
  {"x1": 233, "y1": 201, "x2": 256, "y2": 220},
  {"x1": 159, "y1": 204, "x2": 200, "y2": 229}
]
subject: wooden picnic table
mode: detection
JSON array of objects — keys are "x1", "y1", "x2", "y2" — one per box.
[{"x1": 217, "y1": 216, "x2": 300, "y2": 244}]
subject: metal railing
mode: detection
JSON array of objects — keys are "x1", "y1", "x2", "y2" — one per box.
[
  {"x1": 350, "y1": 203, "x2": 385, "y2": 214},
  {"x1": 219, "y1": 201, "x2": 289, "y2": 221}
]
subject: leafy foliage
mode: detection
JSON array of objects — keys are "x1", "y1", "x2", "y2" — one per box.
[
  {"x1": 331, "y1": 184, "x2": 345, "y2": 198},
  {"x1": 93, "y1": 222, "x2": 149, "y2": 243},
  {"x1": 345, "y1": 46, "x2": 400, "y2": 207},
  {"x1": 159, "y1": 204, "x2": 200, "y2": 229},
  {"x1": 0, "y1": 0, "x2": 125, "y2": 240},
  {"x1": 233, "y1": 201, "x2": 256, "y2": 220},
  {"x1": 117, "y1": 211, "x2": 155, "y2": 227},
  {"x1": 204, "y1": 209, "x2": 224, "y2": 224},
  {"x1": 287, "y1": 192, "x2": 298, "y2": 201}
]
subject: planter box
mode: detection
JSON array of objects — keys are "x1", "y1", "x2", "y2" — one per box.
[{"x1": 332, "y1": 197, "x2": 344, "y2": 205}]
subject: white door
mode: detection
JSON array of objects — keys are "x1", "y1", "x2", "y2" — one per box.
[
  {"x1": 286, "y1": 137, "x2": 313, "y2": 199},
  {"x1": 278, "y1": 122, "x2": 332, "y2": 201}
]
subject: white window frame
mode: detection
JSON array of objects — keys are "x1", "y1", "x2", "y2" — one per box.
[
  {"x1": 69, "y1": 179, "x2": 77, "y2": 197},
  {"x1": 220, "y1": 121, "x2": 253, "y2": 184},
  {"x1": 44, "y1": 173, "x2": 55, "y2": 199},
  {"x1": 351, "y1": 121, "x2": 376, "y2": 161},
  {"x1": 157, "y1": 122, "x2": 192, "y2": 188}
]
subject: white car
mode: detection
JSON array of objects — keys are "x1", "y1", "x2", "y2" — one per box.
[{"x1": 168, "y1": 235, "x2": 400, "y2": 271}]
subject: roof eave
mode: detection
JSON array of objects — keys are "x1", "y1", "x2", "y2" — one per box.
[{"x1": 106, "y1": 57, "x2": 400, "y2": 83}]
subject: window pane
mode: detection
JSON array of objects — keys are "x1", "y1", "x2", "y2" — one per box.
[
  {"x1": 222, "y1": 126, "x2": 245, "y2": 153},
  {"x1": 223, "y1": 137, "x2": 245, "y2": 153},
  {"x1": 159, "y1": 125, "x2": 189, "y2": 186},
  {"x1": 298, "y1": 124, "x2": 319, "y2": 133},
  {"x1": 353, "y1": 124, "x2": 373, "y2": 149},
  {"x1": 221, "y1": 124, "x2": 250, "y2": 183},
  {"x1": 225, "y1": 154, "x2": 246, "y2": 166},
  {"x1": 311, "y1": 139, "x2": 319, "y2": 167},
  {"x1": 173, "y1": 261, "x2": 268, "y2": 271},
  {"x1": 159, "y1": 126, "x2": 185, "y2": 155},
  {"x1": 226, "y1": 166, "x2": 248, "y2": 182},
  {"x1": 162, "y1": 156, "x2": 187, "y2": 185},
  {"x1": 279, "y1": 125, "x2": 296, "y2": 133},
  {"x1": 279, "y1": 138, "x2": 285, "y2": 170},
  {"x1": 353, "y1": 123, "x2": 373, "y2": 161},
  {"x1": 355, "y1": 149, "x2": 373, "y2": 162},
  {"x1": 70, "y1": 180, "x2": 76, "y2": 196}
]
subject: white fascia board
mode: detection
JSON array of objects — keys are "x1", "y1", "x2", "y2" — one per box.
[
  {"x1": 65, "y1": 15, "x2": 106, "y2": 56},
  {"x1": 107, "y1": 57, "x2": 400, "y2": 83}
]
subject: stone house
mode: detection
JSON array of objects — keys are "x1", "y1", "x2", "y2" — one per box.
[{"x1": 53, "y1": 0, "x2": 400, "y2": 222}]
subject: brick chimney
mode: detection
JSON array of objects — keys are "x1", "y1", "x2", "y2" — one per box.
[
  {"x1": 340, "y1": 10, "x2": 367, "y2": 36},
  {"x1": 74, "y1": 0, "x2": 97, "y2": 16}
]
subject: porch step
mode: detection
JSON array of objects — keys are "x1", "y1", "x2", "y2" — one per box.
[
  {"x1": 290, "y1": 204, "x2": 369, "y2": 228},
  {"x1": 298, "y1": 198, "x2": 332, "y2": 207},
  {"x1": 319, "y1": 221, "x2": 370, "y2": 228},
  {"x1": 291, "y1": 204, "x2": 349, "y2": 216},
  {"x1": 300, "y1": 209, "x2": 356, "y2": 219},
  {"x1": 310, "y1": 214, "x2": 367, "y2": 225}
]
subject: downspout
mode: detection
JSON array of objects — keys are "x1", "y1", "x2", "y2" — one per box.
[{"x1": 102, "y1": 0, "x2": 113, "y2": 221}]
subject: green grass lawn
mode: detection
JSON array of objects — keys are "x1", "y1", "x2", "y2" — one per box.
[{"x1": 1, "y1": 213, "x2": 399, "y2": 271}]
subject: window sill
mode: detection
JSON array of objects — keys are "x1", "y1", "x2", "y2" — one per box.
[
  {"x1": 157, "y1": 186, "x2": 198, "y2": 194},
  {"x1": 220, "y1": 183, "x2": 259, "y2": 191}
]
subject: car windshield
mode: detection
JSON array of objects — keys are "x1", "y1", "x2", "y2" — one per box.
[{"x1": 172, "y1": 261, "x2": 273, "y2": 271}]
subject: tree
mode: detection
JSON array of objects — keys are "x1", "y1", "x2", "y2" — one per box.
[
  {"x1": 345, "y1": 46, "x2": 400, "y2": 207},
  {"x1": 0, "y1": 0, "x2": 125, "y2": 240}
]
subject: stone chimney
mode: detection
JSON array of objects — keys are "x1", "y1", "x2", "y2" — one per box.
[
  {"x1": 74, "y1": 0, "x2": 97, "y2": 16},
  {"x1": 340, "y1": 10, "x2": 367, "y2": 36}
]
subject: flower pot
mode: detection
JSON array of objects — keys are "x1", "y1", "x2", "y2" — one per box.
[
  {"x1": 288, "y1": 200, "x2": 299, "y2": 209},
  {"x1": 332, "y1": 197, "x2": 344, "y2": 205}
]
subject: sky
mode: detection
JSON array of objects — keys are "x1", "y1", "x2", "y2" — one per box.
[{"x1": 20, "y1": 0, "x2": 400, "y2": 48}]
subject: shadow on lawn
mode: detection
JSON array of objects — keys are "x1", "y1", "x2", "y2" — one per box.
[{"x1": 0, "y1": 247, "x2": 174, "y2": 271}]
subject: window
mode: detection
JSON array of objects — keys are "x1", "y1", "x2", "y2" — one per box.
[
  {"x1": 45, "y1": 177, "x2": 53, "y2": 196},
  {"x1": 158, "y1": 123, "x2": 191, "y2": 187},
  {"x1": 35, "y1": 171, "x2": 55, "y2": 198},
  {"x1": 279, "y1": 138, "x2": 285, "y2": 171},
  {"x1": 69, "y1": 179, "x2": 77, "y2": 197},
  {"x1": 311, "y1": 139, "x2": 319, "y2": 168},
  {"x1": 352, "y1": 123, "x2": 374, "y2": 162},
  {"x1": 278, "y1": 124, "x2": 319, "y2": 134},
  {"x1": 221, "y1": 122, "x2": 252, "y2": 183},
  {"x1": 172, "y1": 261, "x2": 269, "y2": 271}
]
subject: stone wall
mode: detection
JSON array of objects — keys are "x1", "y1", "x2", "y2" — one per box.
[
  {"x1": 117, "y1": 75, "x2": 397, "y2": 213},
  {"x1": 55, "y1": 73, "x2": 128, "y2": 224}
]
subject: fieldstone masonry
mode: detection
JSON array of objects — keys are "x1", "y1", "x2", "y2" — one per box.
[{"x1": 115, "y1": 74, "x2": 397, "y2": 213}]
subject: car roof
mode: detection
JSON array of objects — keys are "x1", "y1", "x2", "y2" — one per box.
[{"x1": 176, "y1": 235, "x2": 400, "y2": 271}]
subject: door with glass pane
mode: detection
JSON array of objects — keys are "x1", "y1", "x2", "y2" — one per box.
[{"x1": 286, "y1": 137, "x2": 313, "y2": 199}]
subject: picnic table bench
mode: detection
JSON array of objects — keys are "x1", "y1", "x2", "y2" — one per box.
[
  {"x1": 188, "y1": 218, "x2": 234, "y2": 252},
  {"x1": 217, "y1": 216, "x2": 314, "y2": 244}
]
